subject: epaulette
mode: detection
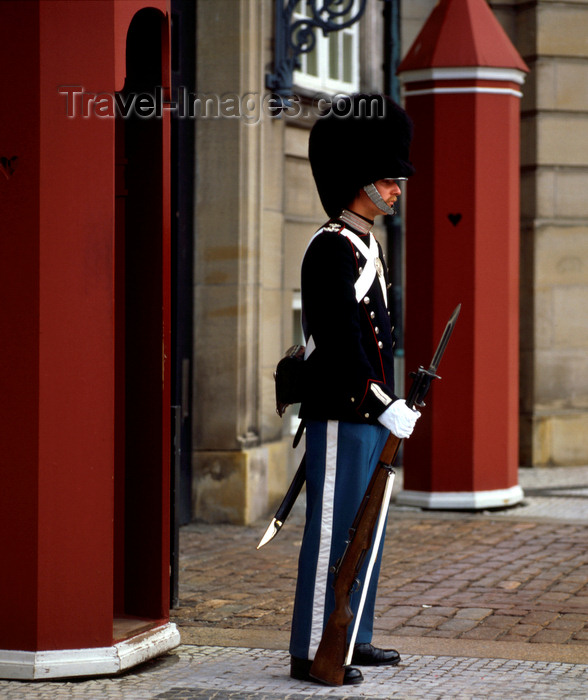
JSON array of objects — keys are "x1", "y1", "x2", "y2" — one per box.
[{"x1": 322, "y1": 220, "x2": 343, "y2": 233}]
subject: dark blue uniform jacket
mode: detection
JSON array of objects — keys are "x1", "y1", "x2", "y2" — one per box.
[{"x1": 300, "y1": 218, "x2": 398, "y2": 425}]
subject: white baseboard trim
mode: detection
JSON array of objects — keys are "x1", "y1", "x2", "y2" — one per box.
[
  {"x1": 396, "y1": 485, "x2": 524, "y2": 510},
  {"x1": 0, "y1": 622, "x2": 181, "y2": 680}
]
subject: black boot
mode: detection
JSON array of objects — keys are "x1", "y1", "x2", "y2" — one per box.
[
  {"x1": 290, "y1": 656, "x2": 364, "y2": 685},
  {"x1": 351, "y1": 643, "x2": 401, "y2": 666}
]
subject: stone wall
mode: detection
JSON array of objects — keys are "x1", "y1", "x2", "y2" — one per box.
[
  {"x1": 192, "y1": 0, "x2": 291, "y2": 523},
  {"x1": 515, "y1": 0, "x2": 588, "y2": 465}
]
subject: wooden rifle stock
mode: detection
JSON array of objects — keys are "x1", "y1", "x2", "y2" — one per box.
[{"x1": 309, "y1": 432, "x2": 401, "y2": 686}]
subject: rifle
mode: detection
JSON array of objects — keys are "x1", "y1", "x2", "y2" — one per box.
[{"x1": 309, "y1": 304, "x2": 460, "y2": 686}]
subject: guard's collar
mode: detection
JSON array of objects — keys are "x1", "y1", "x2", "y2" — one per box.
[{"x1": 340, "y1": 209, "x2": 373, "y2": 235}]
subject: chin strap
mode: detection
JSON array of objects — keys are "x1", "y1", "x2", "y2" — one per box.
[{"x1": 363, "y1": 183, "x2": 396, "y2": 216}]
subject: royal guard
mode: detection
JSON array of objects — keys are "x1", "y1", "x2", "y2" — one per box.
[{"x1": 287, "y1": 95, "x2": 420, "y2": 685}]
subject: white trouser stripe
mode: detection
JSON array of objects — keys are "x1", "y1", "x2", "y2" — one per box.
[{"x1": 308, "y1": 420, "x2": 338, "y2": 659}]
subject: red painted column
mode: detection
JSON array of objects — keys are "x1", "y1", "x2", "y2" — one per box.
[
  {"x1": 0, "y1": 0, "x2": 176, "y2": 679},
  {"x1": 397, "y1": 0, "x2": 528, "y2": 509}
]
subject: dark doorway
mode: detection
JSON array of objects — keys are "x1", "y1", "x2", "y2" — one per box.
[
  {"x1": 170, "y1": 0, "x2": 194, "y2": 529},
  {"x1": 169, "y1": 0, "x2": 196, "y2": 608},
  {"x1": 114, "y1": 7, "x2": 169, "y2": 629}
]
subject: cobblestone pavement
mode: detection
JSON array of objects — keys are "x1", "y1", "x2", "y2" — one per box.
[
  {"x1": 1, "y1": 645, "x2": 588, "y2": 699},
  {"x1": 1, "y1": 467, "x2": 587, "y2": 699},
  {"x1": 0, "y1": 645, "x2": 588, "y2": 700},
  {"x1": 172, "y1": 467, "x2": 588, "y2": 647}
]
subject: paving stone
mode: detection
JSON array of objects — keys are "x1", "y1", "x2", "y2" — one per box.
[
  {"x1": 501, "y1": 623, "x2": 544, "y2": 639},
  {"x1": 454, "y1": 608, "x2": 494, "y2": 620},
  {"x1": 437, "y1": 618, "x2": 478, "y2": 632},
  {"x1": 548, "y1": 615, "x2": 587, "y2": 632},
  {"x1": 459, "y1": 626, "x2": 505, "y2": 641},
  {"x1": 373, "y1": 615, "x2": 408, "y2": 631},
  {"x1": 381, "y1": 605, "x2": 421, "y2": 617},
  {"x1": 493, "y1": 607, "x2": 524, "y2": 616},
  {"x1": 523, "y1": 610, "x2": 560, "y2": 625},
  {"x1": 531, "y1": 629, "x2": 574, "y2": 644},
  {"x1": 407, "y1": 614, "x2": 448, "y2": 628},
  {"x1": 419, "y1": 605, "x2": 458, "y2": 616},
  {"x1": 390, "y1": 625, "x2": 432, "y2": 636},
  {"x1": 480, "y1": 615, "x2": 522, "y2": 629}
]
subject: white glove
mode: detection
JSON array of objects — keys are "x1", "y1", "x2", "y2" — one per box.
[{"x1": 378, "y1": 399, "x2": 421, "y2": 439}]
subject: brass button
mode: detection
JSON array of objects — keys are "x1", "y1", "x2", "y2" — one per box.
[
  {"x1": 363, "y1": 296, "x2": 370, "y2": 304},
  {"x1": 364, "y1": 413, "x2": 370, "y2": 419},
  {"x1": 378, "y1": 341, "x2": 383, "y2": 349},
  {"x1": 370, "y1": 311, "x2": 375, "y2": 319}
]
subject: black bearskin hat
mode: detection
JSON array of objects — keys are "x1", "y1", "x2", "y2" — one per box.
[{"x1": 309, "y1": 94, "x2": 415, "y2": 218}]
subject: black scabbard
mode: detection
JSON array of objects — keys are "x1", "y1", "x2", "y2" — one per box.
[
  {"x1": 276, "y1": 453, "x2": 306, "y2": 523},
  {"x1": 256, "y1": 454, "x2": 306, "y2": 548}
]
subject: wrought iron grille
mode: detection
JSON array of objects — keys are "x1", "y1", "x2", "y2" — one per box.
[{"x1": 266, "y1": 0, "x2": 368, "y2": 96}]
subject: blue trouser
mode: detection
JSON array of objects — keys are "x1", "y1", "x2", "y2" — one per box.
[{"x1": 289, "y1": 419, "x2": 390, "y2": 660}]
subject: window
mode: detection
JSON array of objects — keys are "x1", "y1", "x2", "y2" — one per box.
[{"x1": 293, "y1": 0, "x2": 360, "y2": 94}]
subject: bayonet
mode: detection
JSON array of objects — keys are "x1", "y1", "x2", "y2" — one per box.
[{"x1": 406, "y1": 303, "x2": 461, "y2": 410}]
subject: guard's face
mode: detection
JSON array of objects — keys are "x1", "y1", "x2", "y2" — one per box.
[
  {"x1": 348, "y1": 177, "x2": 407, "y2": 219},
  {"x1": 374, "y1": 178, "x2": 403, "y2": 211}
]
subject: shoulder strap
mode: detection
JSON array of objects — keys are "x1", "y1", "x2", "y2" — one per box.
[{"x1": 340, "y1": 230, "x2": 388, "y2": 305}]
